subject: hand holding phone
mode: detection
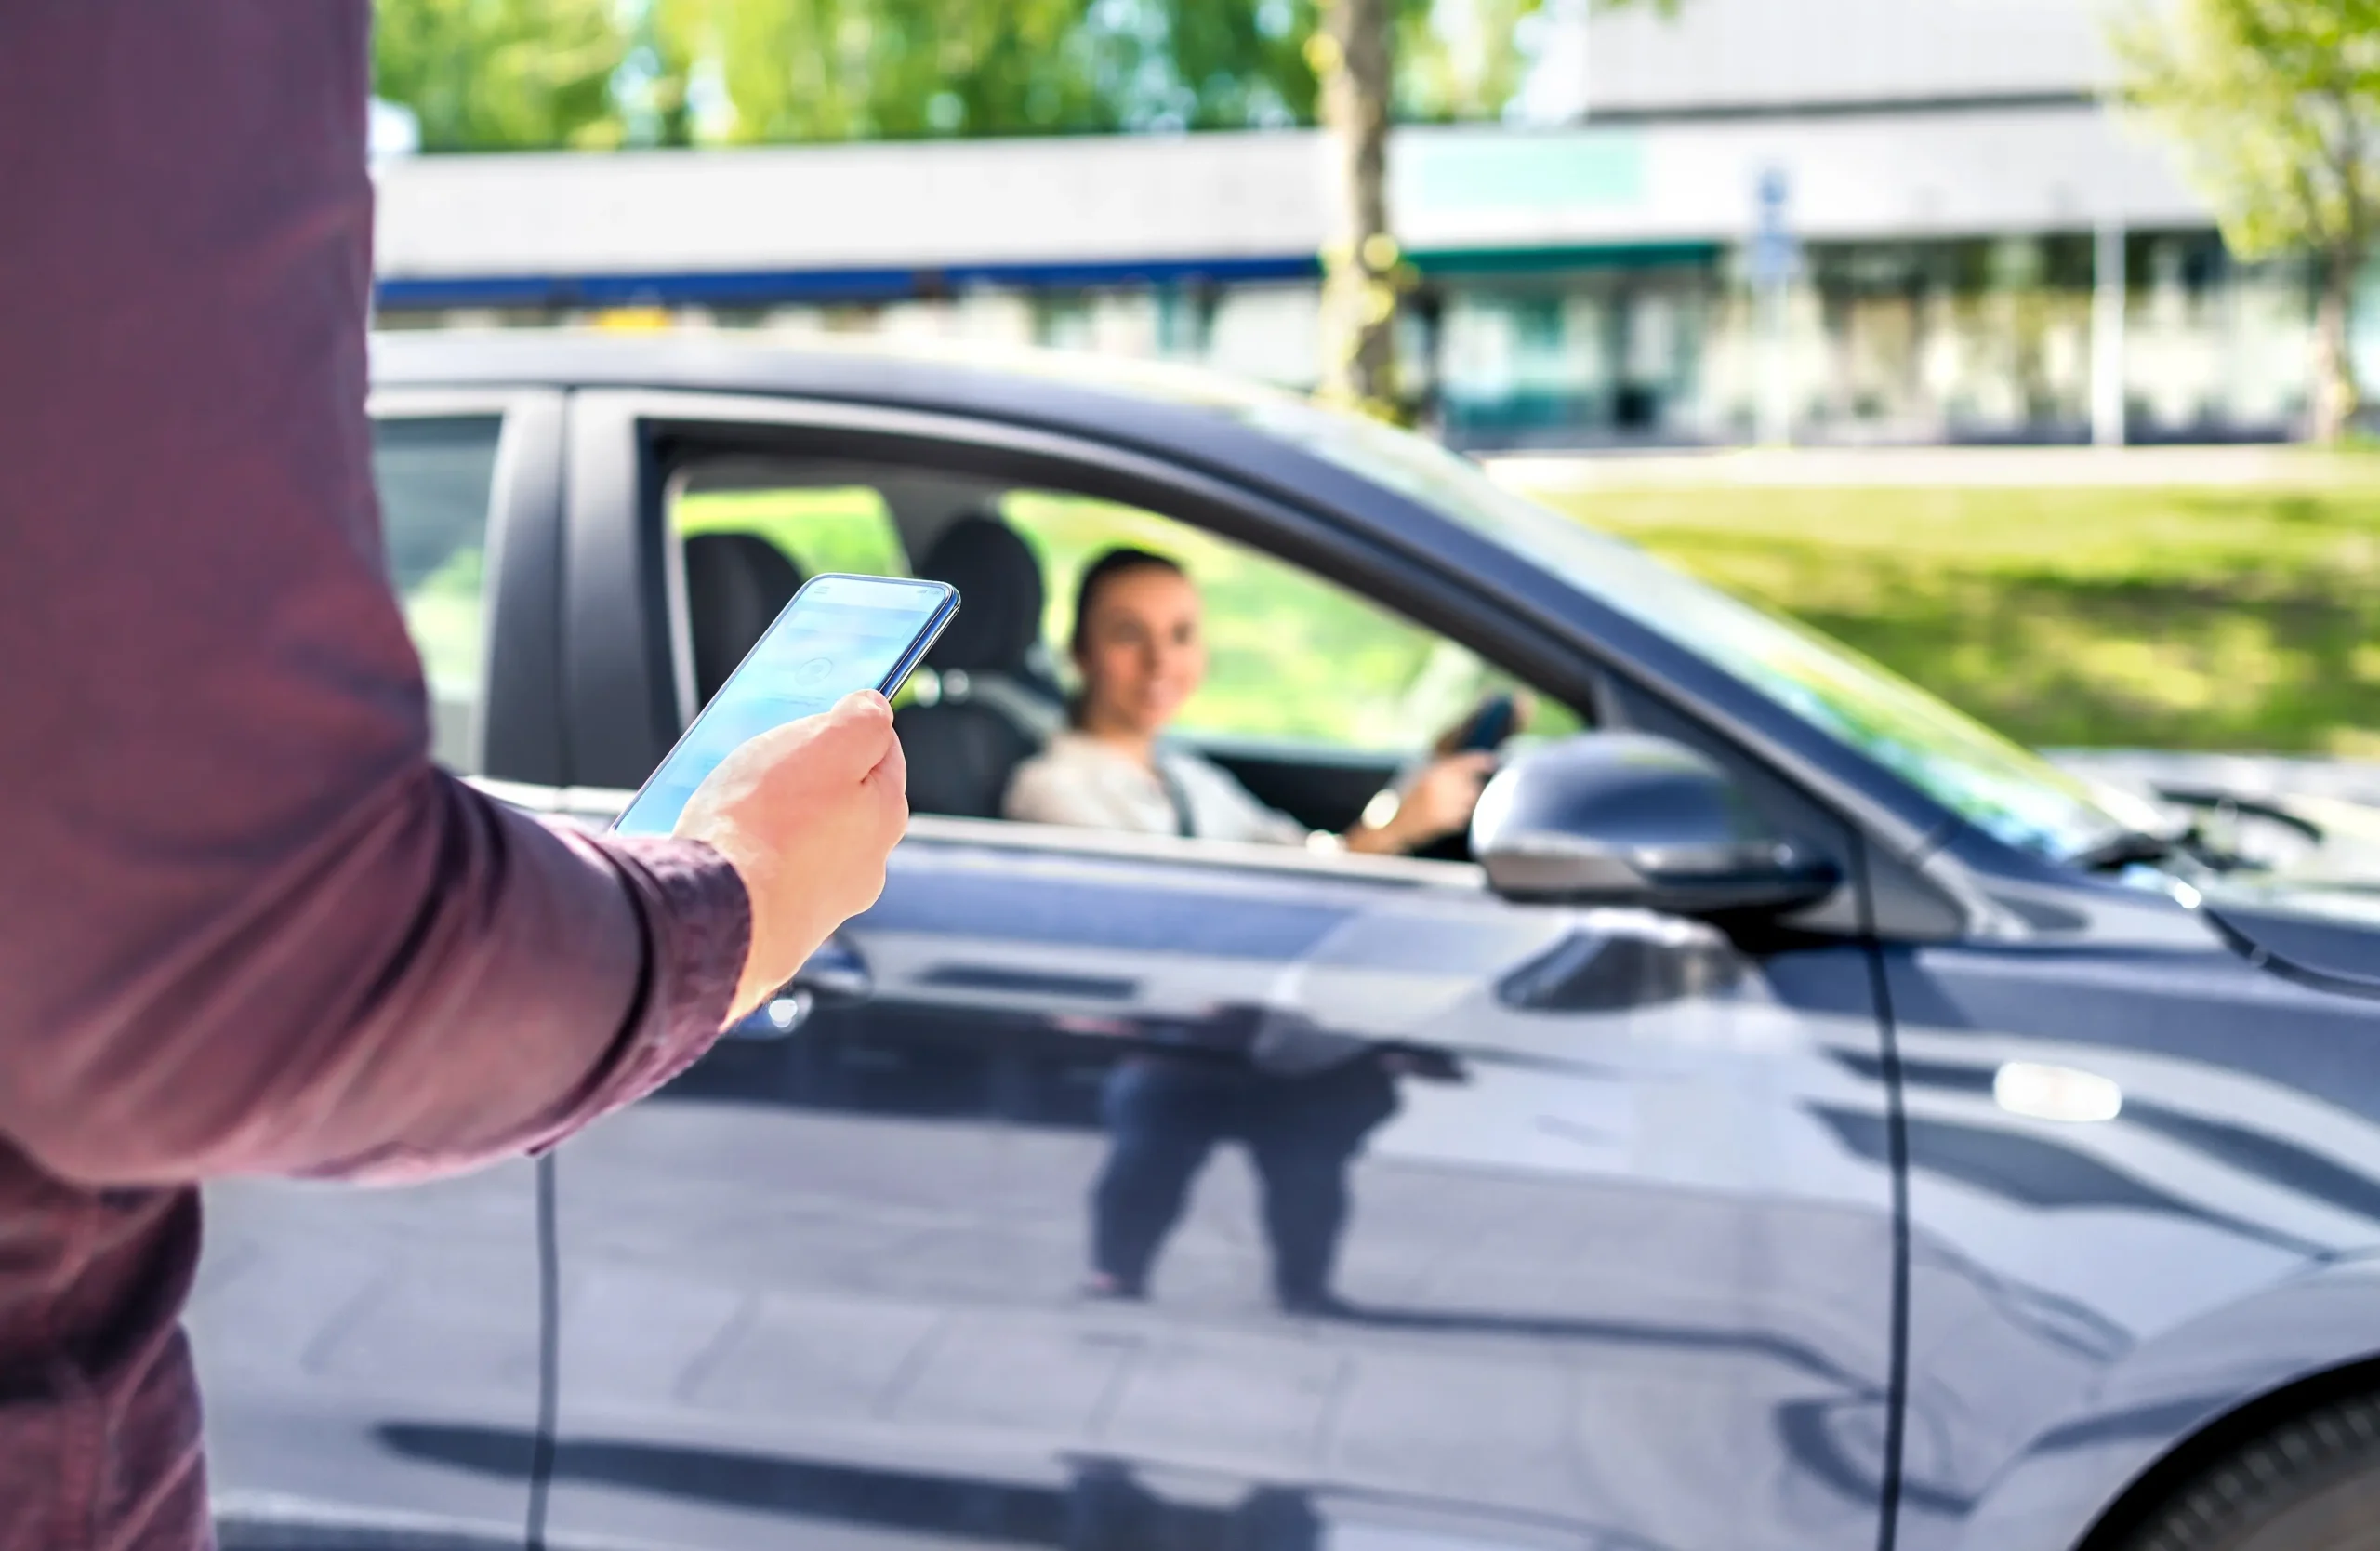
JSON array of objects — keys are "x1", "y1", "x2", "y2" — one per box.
[
  {"x1": 615, "y1": 571, "x2": 959, "y2": 1018},
  {"x1": 616, "y1": 573, "x2": 958, "y2": 837},
  {"x1": 670, "y1": 692, "x2": 909, "y2": 1019}
]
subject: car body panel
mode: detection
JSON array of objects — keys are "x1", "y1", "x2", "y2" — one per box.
[
  {"x1": 538, "y1": 819, "x2": 1897, "y2": 1551},
  {"x1": 1878, "y1": 942, "x2": 2380, "y2": 1551}
]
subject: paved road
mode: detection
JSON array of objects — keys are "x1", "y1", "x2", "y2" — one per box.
[
  {"x1": 1487, "y1": 445, "x2": 2373, "y2": 491},
  {"x1": 2047, "y1": 749, "x2": 2380, "y2": 809}
]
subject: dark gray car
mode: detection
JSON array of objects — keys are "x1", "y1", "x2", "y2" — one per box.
[{"x1": 194, "y1": 333, "x2": 2380, "y2": 1551}]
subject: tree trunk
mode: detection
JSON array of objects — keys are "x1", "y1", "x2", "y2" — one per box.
[
  {"x1": 2310, "y1": 244, "x2": 2362, "y2": 444},
  {"x1": 1315, "y1": 0, "x2": 1397, "y2": 416}
]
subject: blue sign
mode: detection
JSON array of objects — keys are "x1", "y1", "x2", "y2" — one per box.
[{"x1": 1750, "y1": 166, "x2": 1798, "y2": 286}]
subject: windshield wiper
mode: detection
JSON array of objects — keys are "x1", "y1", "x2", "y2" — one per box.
[
  {"x1": 2188, "y1": 891, "x2": 2380, "y2": 1003},
  {"x1": 2072, "y1": 821, "x2": 2279, "y2": 876},
  {"x1": 2073, "y1": 829, "x2": 2380, "y2": 1001},
  {"x1": 2071, "y1": 827, "x2": 2196, "y2": 872}
]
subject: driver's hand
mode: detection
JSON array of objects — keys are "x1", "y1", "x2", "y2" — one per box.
[
  {"x1": 674, "y1": 691, "x2": 908, "y2": 1021},
  {"x1": 1364, "y1": 751, "x2": 1497, "y2": 853}
]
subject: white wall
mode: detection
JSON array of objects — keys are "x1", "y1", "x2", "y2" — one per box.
[{"x1": 1584, "y1": 0, "x2": 2122, "y2": 113}]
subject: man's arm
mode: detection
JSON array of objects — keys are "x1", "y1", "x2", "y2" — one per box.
[{"x1": 0, "y1": 3, "x2": 748, "y2": 1186}]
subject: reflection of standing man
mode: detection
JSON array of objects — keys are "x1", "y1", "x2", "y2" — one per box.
[{"x1": 1084, "y1": 1006, "x2": 1410, "y2": 1315}]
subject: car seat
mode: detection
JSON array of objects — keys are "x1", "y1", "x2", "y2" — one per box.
[
  {"x1": 897, "y1": 514, "x2": 1069, "y2": 818},
  {"x1": 683, "y1": 531, "x2": 805, "y2": 708}
]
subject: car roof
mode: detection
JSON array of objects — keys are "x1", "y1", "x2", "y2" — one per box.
[{"x1": 372, "y1": 329, "x2": 1305, "y2": 445}]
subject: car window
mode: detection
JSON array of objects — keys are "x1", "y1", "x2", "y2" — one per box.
[
  {"x1": 1225, "y1": 394, "x2": 2154, "y2": 861},
  {"x1": 674, "y1": 484, "x2": 907, "y2": 578},
  {"x1": 1000, "y1": 489, "x2": 1580, "y2": 752},
  {"x1": 372, "y1": 414, "x2": 502, "y2": 772}
]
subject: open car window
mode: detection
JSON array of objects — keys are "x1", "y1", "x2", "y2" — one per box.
[
  {"x1": 674, "y1": 483, "x2": 908, "y2": 580},
  {"x1": 999, "y1": 489, "x2": 1582, "y2": 756},
  {"x1": 656, "y1": 445, "x2": 1583, "y2": 846}
]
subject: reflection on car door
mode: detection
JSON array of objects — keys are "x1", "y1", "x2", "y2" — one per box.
[{"x1": 533, "y1": 820, "x2": 1898, "y2": 1551}]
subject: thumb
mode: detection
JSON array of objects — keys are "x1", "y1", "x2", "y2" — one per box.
[
  {"x1": 834, "y1": 688, "x2": 892, "y2": 721},
  {"x1": 810, "y1": 690, "x2": 895, "y2": 775}
]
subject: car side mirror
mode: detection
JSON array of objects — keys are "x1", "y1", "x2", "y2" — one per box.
[{"x1": 1470, "y1": 733, "x2": 1839, "y2": 920}]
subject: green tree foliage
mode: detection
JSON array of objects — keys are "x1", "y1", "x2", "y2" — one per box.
[
  {"x1": 1314, "y1": 0, "x2": 1678, "y2": 414},
  {"x1": 372, "y1": 0, "x2": 631, "y2": 152},
  {"x1": 654, "y1": 0, "x2": 1113, "y2": 140},
  {"x1": 646, "y1": 0, "x2": 1596, "y2": 143},
  {"x1": 2113, "y1": 0, "x2": 2380, "y2": 441},
  {"x1": 372, "y1": 0, "x2": 1654, "y2": 150}
]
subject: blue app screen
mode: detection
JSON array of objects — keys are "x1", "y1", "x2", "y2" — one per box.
[{"x1": 615, "y1": 575, "x2": 951, "y2": 836}]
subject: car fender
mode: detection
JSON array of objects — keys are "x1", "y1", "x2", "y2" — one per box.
[{"x1": 1944, "y1": 1254, "x2": 2380, "y2": 1551}]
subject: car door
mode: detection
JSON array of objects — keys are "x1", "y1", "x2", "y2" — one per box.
[
  {"x1": 192, "y1": 388, "x2": 569, "y2": 1549},
  {"x1": 528, "y1": 392, "x2": 1908, "y2": 1551}
]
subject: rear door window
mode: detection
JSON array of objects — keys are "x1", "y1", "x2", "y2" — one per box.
[{"x1": 371, "y1": 414, "x2": 502, "y2": 771}]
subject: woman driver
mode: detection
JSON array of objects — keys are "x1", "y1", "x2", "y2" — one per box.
[{"x1": 1002, "y1": 546, "x2": 1497, "y2": 851}]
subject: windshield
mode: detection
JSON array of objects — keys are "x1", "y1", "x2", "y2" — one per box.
[{"x1": 1237, "y1": 398, "x2": 2143, "y2": 862}]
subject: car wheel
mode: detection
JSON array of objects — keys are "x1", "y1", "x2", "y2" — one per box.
[{"x1": 2124, "y1": 1391, "x2": 2380, "y2": 1551}]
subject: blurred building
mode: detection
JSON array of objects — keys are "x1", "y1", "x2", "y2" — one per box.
[{"x1": 371, "y1": 0, "x2": 2376, "y2": 447}]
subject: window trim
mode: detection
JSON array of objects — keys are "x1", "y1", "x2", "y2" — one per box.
[{"x1": 473, "y1": 776, "x2": 1489, "y2": 895}]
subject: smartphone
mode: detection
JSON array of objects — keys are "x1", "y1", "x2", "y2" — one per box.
[
  {"x1": 1453, "y1": 692, "x2": 1518, "y2": 753},
  {"x1": 613, "y1": 572, "x2": 959, "y2": 837}
]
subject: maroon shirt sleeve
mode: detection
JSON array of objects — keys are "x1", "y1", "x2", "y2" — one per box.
[{"x1": 0, "y1": 3, "x2": 750, "y2": 1187}]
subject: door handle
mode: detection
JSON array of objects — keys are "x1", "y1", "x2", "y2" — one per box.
[
  {"x1": 791, "y1": 935, "x2": 872, "y2": 1004},
  {"x1": 729, "y1": 937, "x2": 873, "y2": 1040}
]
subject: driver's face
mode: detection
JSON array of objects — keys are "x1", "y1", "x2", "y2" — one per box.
[{"x1": 1075, "y1": 567, "x2": 1205, "y2": 739}]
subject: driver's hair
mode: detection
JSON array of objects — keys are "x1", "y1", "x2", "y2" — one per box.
[{"x1": 1067, "y1": 546, "x2": 1186, "y2": 659}]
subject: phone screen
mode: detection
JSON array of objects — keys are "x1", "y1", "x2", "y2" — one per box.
[{"x1": 614, "y1": 573, "x2": 959, "y2": 837}]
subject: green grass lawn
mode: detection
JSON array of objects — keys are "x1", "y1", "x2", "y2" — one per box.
[{"x1": 1512, "y1": 477, "x2": 2380, "y2": 758}]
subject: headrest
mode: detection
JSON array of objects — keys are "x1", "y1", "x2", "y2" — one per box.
[
  {"x1": 919, "y1": 514, "x2": 1045, "y2": 673},
  {"x1": 682, "y1": 531, "x2": 803, "y2": 704}
]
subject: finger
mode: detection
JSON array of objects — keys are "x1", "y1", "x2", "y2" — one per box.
[{"x1": 868, "y1": 729, "x2": 909, "y2": 794}]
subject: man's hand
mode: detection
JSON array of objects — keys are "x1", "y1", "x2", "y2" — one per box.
[{"x1": 674, "y1": 691, "x2": 907, "y2": 1020}]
